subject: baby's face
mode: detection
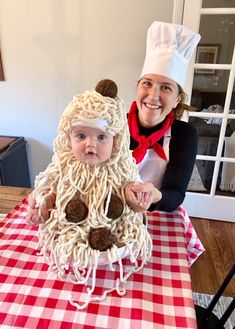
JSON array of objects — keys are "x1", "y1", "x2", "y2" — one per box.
[{"x1": 70, "y1": 126, "x2": 114, "y2": 165}]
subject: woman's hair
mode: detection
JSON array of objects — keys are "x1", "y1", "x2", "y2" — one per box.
[{"x1": 173, "y1": 84, "x2": 196, "y2": 120}]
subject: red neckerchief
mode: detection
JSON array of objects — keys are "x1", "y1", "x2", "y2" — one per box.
[{"x1": 128, "y1": 101, "x2": 174, "y2": 164}]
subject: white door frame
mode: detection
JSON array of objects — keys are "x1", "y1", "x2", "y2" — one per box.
[{"x1": 182, "y1": 0, "x2": 235, "y2": 222}]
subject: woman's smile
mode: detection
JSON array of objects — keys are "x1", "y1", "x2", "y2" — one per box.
[{"x1": 143, "y1": 102, "x2": 162, "y2": 110}]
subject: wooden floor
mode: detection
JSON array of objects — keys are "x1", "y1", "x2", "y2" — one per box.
[
  {"x1": 190, "y1": 217, "x2": 235, "y2": 297},
  {"x1": 0, "y1": 186, "x2": 234, "y2": 297}
]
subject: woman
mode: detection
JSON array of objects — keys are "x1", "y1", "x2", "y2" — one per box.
[{"x1": 125, "y1": 21, "x2": 201, "y2": 213}]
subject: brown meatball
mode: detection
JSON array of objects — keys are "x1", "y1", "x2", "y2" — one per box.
[
  {"x1": 65, "y1": 199, "x2": 88, "y2": 223},
  {"x1": 95, "y1": 79, "x2": 118, "y2": 99},
  {"x1": 106, "y1": 194, "x2": 124, "y2": 219},
  {"x1": 89, "y1": 227, "x2": 116, "y2": 251}
]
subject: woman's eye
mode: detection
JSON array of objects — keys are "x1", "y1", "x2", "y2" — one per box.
[
  {"x1": 143, "y1": 81, "x2": 152, "y2": 87},
  {"x1": 161, "y1": 85, "x2": 172, "y2": 92}
]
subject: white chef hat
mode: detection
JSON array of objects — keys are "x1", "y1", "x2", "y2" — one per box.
[{"x1": 140, "y1": 21, "x2": 201, "y2": 88}]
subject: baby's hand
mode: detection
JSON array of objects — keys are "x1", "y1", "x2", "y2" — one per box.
[{"x1": 26, "y1": 192, "x2": 56, "y2": 225}]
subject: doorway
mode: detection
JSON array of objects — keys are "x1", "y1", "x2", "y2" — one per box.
[{"x1": 182, "y1": 0, "x2": 235, "y2": 222}]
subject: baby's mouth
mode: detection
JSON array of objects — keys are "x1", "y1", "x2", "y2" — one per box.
[{"x1": 86, "y1": 151, "x2": 96, "y2": 156}]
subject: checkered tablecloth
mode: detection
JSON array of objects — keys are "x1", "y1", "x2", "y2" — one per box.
[{"x1": 0, "y1": 199, "x2": 204, "y2": 329}]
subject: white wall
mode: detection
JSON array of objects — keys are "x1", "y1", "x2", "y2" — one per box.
[{"x1": 0, "y1": 0, "x2": 174, "y2": 186}]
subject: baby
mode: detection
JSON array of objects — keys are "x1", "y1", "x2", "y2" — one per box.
[{"x1": 29, "y1": 80, "x2": 152, "y2": 309}]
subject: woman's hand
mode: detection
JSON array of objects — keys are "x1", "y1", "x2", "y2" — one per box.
[
  {"x1": 26, "y1": 192, "x2": 56, "y2": 225},
  {"x1": 124, "y1": 181, "x2": 162, "y2": 212}
]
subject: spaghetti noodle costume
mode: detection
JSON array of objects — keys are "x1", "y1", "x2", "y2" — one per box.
[{"x1": 32, "y1": 81, "x2": 152, "y2": 309}]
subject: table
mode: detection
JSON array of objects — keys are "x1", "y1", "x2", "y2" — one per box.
[
  {"x1": 0, "y1": 198, "x2": 204, "y2": 329},
  {"x1": 0, "y1": 186, "x2": 32, "y2": 214}
]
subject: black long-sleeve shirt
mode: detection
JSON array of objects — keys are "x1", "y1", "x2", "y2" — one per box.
[{"x1": 130, "y1": 120, "x2": 197, "y2": 212}]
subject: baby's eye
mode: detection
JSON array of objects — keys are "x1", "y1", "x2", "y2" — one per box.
[
  {"x1": 75, "y1": 133, "x2": 86, "y2": 140},
  {"x1": 97, "y1": 134, "x2": 107, "y2": 141}
]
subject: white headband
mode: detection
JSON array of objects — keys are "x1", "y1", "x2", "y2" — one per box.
[{"x1": 71, "y1": 118, "x2": 115, "y2": 135}]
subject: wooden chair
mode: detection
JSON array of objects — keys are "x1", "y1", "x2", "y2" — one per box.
[{"x1": 195, "y1": 264, "x2": 235, "y2": 329}]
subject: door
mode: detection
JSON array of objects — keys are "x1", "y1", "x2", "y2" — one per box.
[{"x1": 182, "y1": 0, "x2": 235, "y2": 222}]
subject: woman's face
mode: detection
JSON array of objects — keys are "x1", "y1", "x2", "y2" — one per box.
[{"x1": 136, "y1": 74, "x2": 181, "y2": 127}]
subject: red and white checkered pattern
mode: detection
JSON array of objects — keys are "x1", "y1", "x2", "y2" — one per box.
[{"x1": 0, "y1": 199, "x2": 204, "y2": 329}]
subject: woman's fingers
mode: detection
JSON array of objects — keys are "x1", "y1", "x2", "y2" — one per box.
[
  {"x1": 124, "y1": 182, "x2": 150, "y2": 212},
  {"x1": 127, "y1": 181, "x2": 161, "y2": 209}
]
